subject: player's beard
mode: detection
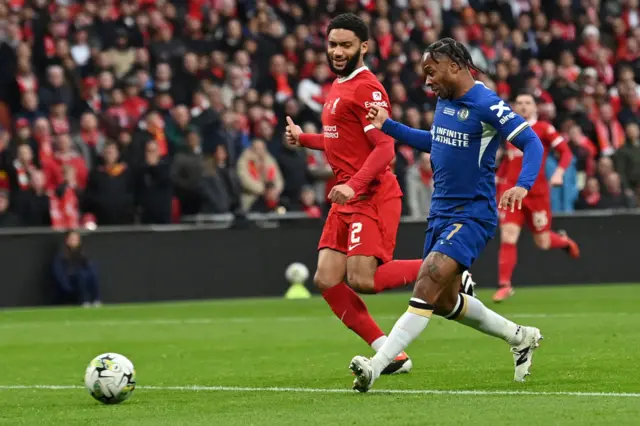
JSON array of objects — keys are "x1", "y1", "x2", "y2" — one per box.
[{"x1": 327, "y1": 51, "x2": 362, "y2": 77}]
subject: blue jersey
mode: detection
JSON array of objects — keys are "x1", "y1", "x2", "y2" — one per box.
[{"x1": 382, "y1": 82, "x2": 541, "y2": 226}]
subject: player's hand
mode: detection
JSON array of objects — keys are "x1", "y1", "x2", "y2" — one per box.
[
  {"x1": 285, "y1": 116, "x2": 302, "y2": 146},
  {"x1": 549, "y1": 169, "x2": 565, "y2": 186},
  {"x1": 499, "y1": 186, "x2": 528, "y2": 213},
  {"x1": 328, "y1": 184, "x2": 355, "y2": 205},
  {"x1": 366, "y1": 105, "x2": 389, "y2": 130}
]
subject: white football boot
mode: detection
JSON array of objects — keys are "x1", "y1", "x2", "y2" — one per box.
[
  {"x1": 349, "y1": 356, "x2": 377, "y2": 393},
  {"x1": 460, "y1": 270, "x2": 476, "y2": 297},
  {"x1": 511, "y1": 326, "x2": 543, "y2": 382}
]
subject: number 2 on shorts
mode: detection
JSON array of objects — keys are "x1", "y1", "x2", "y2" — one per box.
[
  {"x1": 350, "y1": 222, "x2": 363, "y2": 244},
  {"x1": 446, "y1": 223, "x2": 463, "y2": 240}
]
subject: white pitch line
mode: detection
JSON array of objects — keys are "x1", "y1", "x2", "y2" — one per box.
[
  {"x1": 0, "y1": 312, "x2": 635, "y2": 330},
  {"x1": 0, "y1": 384, "x2": 638, "y2": 398}
]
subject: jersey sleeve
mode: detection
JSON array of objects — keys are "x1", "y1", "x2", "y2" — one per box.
[
  {"x1": 478, "y1": 94, "x2": 529, "y2": 143},
  {"x1": 479, "y1": 91, "x2": 543, "y2": 190},
  {"x1": 352, "y1": 81, "x2": 393, "y2": 136},
  {"x1": 544, "y1": 123, "x2": 573, "y2": 169},
  {"x1": 544, "y1": 123, "x2": 564, "y2": 149},
  {"x1": 345, "y1": 81, "x2": 395, "y2": 193}
]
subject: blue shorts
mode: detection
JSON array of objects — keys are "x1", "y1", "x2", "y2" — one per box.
[{"x1": 423, "y1": 217, "x2": 496, "y2": 269}]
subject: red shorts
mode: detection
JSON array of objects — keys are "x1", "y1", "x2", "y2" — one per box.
[
  {"x1": 498, "y1": 190, "x2": 552, "y2": 234},
  {"x1": 318, "y1": 197, "x2": 401, "y2": 264}
]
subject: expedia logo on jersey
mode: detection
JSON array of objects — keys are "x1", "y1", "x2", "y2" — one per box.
[
  {"x1": 323, "y1": 125, "x2": 339, "y2": 139},
  {"x1": 432, "y1": 125, "x2": 470, "y2": 148},
  {"x1": 365, "y1": 91, "x2": 388, "y2": 109},
  {"x1": 365, "y1": 100, "x2": 389, "y2": 108}
]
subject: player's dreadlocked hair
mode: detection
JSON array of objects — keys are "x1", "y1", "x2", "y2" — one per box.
[
  {"x1": 424, "y1": 38, "x2": 484, "y2": 74},
  {"x1": 327, "y1": 13, "x2": 369, "y2": 42}
]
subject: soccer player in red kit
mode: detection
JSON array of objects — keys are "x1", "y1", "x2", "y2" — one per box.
[
  {"x1": 285, "y1": 13, "x2": 429, "y2": 375},
  {"x1": 494, "y1": 93, "x2": 580, "y2": 302}
]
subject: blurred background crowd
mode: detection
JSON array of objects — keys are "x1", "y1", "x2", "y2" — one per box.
[{"x1": 0, "y1": 0, "x2": 639, "y2": 230}]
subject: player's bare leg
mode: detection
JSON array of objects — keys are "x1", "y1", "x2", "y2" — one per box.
[
  {"x1": 345, "y1": 255, "x2": 413, "y2": 374},
  {"x1": 315, "y1": 249, "x2": 411, "y2": 375},
  {"x1": 533, "y1": 231, "x2": 580, "y2": 258},
  {"x1": 350, "y1": 252, "x2": 542, "y2": 392},
  {"x1": 494, "y1": 223, "x2": 520, "y2": 302},
  {"x1": 495, "y1": 225, "x2": 580, "y2": 303}
]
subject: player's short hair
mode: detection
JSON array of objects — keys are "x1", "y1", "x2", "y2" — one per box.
[
  {"x1": 327, "y1": 13, "x2": 369, "y2": 42},
  {"x1": 424, "y1": 38, "x2": 483, "y2": 74}
]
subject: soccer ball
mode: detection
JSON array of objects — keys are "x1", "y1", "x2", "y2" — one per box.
[
  {"x1": 84, "y1": 353, "x2": 136, "y2": 404},
  {"x1": 285, "y1": 262, "x2": 310, "y2": 284}
]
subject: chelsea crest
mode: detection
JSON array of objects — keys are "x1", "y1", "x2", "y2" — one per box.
[{"x1": 457, "y1": 108, "x2": 469, "y2": 121}]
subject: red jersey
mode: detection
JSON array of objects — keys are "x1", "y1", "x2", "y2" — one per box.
[
  {"x1": 320, "y1": 67, "x2": 402, "y2": 210},
  {"x1": 498, "y1": 120, "x2": 571, "y2": 196}
]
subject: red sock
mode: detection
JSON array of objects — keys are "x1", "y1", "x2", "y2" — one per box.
[
  {"x1": 322, "y1": 283, "x2": 385, "y2": 346},
  {"x1": 373, "y1": 259, "x2": 422, "y2": 293},
  {"x1": 549, "y1": 231, "x2": 569, "y2": 249},
  {"x1": 498, "y1": 243, "x2": 517, "y2": 287}
]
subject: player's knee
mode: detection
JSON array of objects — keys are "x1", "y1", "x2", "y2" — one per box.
[
  {"x1": 414, "y1": 253, "x2": 461, "y2": 311},
  {"x1": 313, "y1": 271, "x2": 339, "y2": 292},
  {"x1": 500, "y1": 225, "x2": 520, "y2": 244},
  {"x1": 346, "y1": 271, "x2": 375, "y2": 294},
  {"x1": 433, "y1": 292, "x2": 458, "y2": 316},
  {"x1": 533, "y1": 233, "x2": 551, "y2": 250}
]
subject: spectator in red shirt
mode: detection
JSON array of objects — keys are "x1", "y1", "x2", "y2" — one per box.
[
  {"x1": 9, "y1": 144, "x2": 38, "y2": 198},
  {"x1": 54, "y1": 133, "x2": 88, "y2": 190},
  {"x1": 48, "y1": 100, "x2": 70, "y2": 135},
  {"x1": 49, "y1": 165, "x2": 81, "y2": 231},
  {"x1": 577, "y1": 25, "x2": 611, "y2": 67},
  {"x1": 594, "y1": 104, "x2": 626, "y2": 157},
  {"x1": 123, "y1": 81, "x2": 149, "y2": 125},
  {"x1": 575, "y1": 177, "x2": 605, "y2": 209},
  {"x1": 567, "y1": 124, "x2": 598, "y2": 177},
  {"x1": 299, "y1": 186, "x2": 321, "y2": 218}
]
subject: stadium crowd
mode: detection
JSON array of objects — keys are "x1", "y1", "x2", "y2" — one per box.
[{"x1": 0, "y1": 0, "x2": 639, "y2": 229}]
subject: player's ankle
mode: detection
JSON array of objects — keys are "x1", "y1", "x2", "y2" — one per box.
[{"x1": 507, "y1": 325, "x2": 525, "y2": 346}]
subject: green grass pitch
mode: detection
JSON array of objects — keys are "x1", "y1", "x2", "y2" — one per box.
[{"x1": 1, "y1": 284, "x2": 639, "y2": 425}]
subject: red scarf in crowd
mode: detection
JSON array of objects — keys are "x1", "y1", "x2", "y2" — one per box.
[
  {"x1": 50, "y1": 116, "x2": 69, "y2": 135},
  {"x1": 581, "y1": 190, "x2": 601, "y2": 207},
  {"x1": 16, "y1": 74, "x2": 37, "y2": 93},
  {"x1": 85, "y1": 94, "x2": 102, "y2": 114},
  {"x1": 80, "y1": 129, "x2": 101, "y2": 147},
  {"x1": 273, "y1": 73, "x2": 293, "y2": 98},
  {"x1": 148, "y1": 125, "x2": 168, "y2": 157},
  {"x1": 13, "y1": 160, "x2": 35, "y2": 190},
  {"x1": 594, "y1": 119, "x2": 625, "y2": 154},
  {"x1": 49, "y1": 186, "x2": 79, "y2": 230}
]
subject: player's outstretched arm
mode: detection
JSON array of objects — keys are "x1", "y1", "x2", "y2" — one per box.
[
  {"x1": 509, "y1": 126, "x2": 544, "y2": 191},
  {"x1": 299, "y1": 134, "x2": 325, "y2": 151},
  {"x1": 482, "y1": 96, "x2": 543, "y2": 210},
  {"x1": 382, "y1": 120, "x2": 433, "y2": 153},
  {"x1": 342, "y1": 86, "x2": 398, "y2": 195},
  {"x1": 366, "y1": 105, "x2": 432, "y2": 152},
  {"x1": 286, "y1": 116, "x2": 324, "y2": 151},
  {"x1": 498, "y1": 125, "x2": 543, "y2": 211},
  {"x1": 549, "y1": 135, "x2": 573, "y2": 186}
]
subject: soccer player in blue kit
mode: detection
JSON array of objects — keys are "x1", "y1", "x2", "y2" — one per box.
[{"x1": 349, "y1": 38, "x2": 545, "y2": 392}]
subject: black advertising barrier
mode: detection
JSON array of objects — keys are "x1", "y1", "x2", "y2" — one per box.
[{"x1": 0, "y1": 211, "x2": 637, "y2": 307}]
